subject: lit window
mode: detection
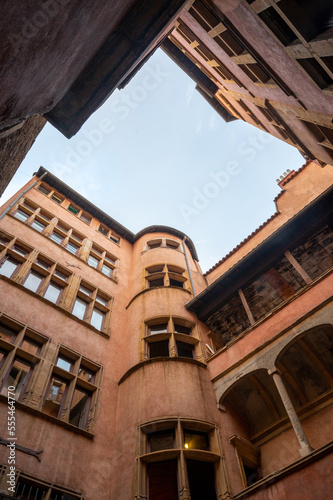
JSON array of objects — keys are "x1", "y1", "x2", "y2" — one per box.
[{"x1": 23, "y1": 271, "x2": 44, "y2": 293}]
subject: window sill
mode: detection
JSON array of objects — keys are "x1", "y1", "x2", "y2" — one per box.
[
  {"x1": 0, "y1": 276, "x2": 111, "y2": 339},
  {"x1": 118, "y1": 356, "x2": 207, "y2": 385},
  {"x1": 8, "y1": 213, "x2": 119, "y2": 284},
  {"x1": 0, "y1": 393, "x2": 94, "y2": 439},
  {"x1": 233, "y1": 440, "x2": 333, "y2": 499},
  {"x1": 126, "y1": 286, "x2": 192, "y2": 308}
]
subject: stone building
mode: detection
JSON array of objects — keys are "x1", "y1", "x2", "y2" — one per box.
[
  {"x1": 1, "y1": 0, "x2": 333, "y2": 194},
  {"x1": 0, "y1": 160, "x2": 332, "y2": 499}
]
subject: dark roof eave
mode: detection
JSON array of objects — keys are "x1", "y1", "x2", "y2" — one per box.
[
  {"x1": 34, "y1": 168, "x2": 199, "y2": 260},
  {"x1": 186, "y1": 186, "x2": 333, "y2": 319}
]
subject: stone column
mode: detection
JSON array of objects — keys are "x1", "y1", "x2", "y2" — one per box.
[{"x1": 268, "y1": 368, "x2": 313, "y2": 457}]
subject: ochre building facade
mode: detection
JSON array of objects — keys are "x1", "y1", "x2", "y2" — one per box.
[{"x1": 0, "y1": 161, "x2": 332, "y2": 499}]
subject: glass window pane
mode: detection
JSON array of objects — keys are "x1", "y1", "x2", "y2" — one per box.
[
  {"x1": 0, "y1": 258, "x2": 20, "y2": 278},
  {"x1": 1, "y1": 359, "x2": 31, "y2": 399},
  {"x1": 69, "y1": 388, "x2": 90, "y2": 429},
  {"x1": 38, "y1": 184, "x2": 51, "y2": 195},
  {"x1": 91, "y1": 308, "x2": 105, "y2": 330},
  {"x1": 102, "y1": 264, "x2": 113, "y2": 277},
  {"x1": 50, "y1": 232, "x2": 63, "y2": 244},
  {"x1": 0, "y1": 235, "x2": 10, "y2": 246},
  {"x1": 88, "y1": 255, "x2": 99, "y2": 268},
  {"x1": 95, "y1": 295, "x2": 108, "y2": 306},
  {"x1": 149, "y1": 323, "x2": 168, "y2": 334},
  {"x1": 72, "y1": 298, "x2": 88, "y2": 320},
  {"x1": 0, "y1": 323, "x2": 17, "y2": 343},
  {"x1": 14, "y1": 209, "x2": 29, "y2": 222},
  {"x1": 174, "y1": 324, "x2": 191, "y2": 335},
  {"x1": 31, "y1": 219, "x2": 46, "y2": 232},
  {"x1": 44, "y1": 282, "x2": 62, "y2": 303},
  {"x1": 79, "y1": 285, "x2": 92, "y2": 296},
  {"x1": 71, "y1": 233, "x2": 83, "y2": 243},
  {"x1": 54, "y1": 269, "x2": 68, "y2": 280},
  {"x1": 98, "y1": 225, "x2": 108, "y2": 236},
  {"x1": 16, "y1": 479, "x2": 48, "y2": 500},
  {"x1": 78, "y1": 366, "x2": 95, "y2": 383},
  {"x1": 149, "y1": 278, "x2": 164, "y2": 288},
  {"x1": 36, "y1": 259, "x2": 50, "y2": 270},
  {"x1": 104, "y1": 255, "x2": 115, "y2": 265},
  {"x1": 13, "y1": 245, "x2": 27, "y2": 256},
  {"x1": 56, "y1": 356, "x2": 73, "y2": 371},
  {"x1": 149, "y1": 430, "x2": 175, "y2": 452},
  {"x1": 80, "y1": 213, "x2": 91, "y2": 224},
  {"x1": 43, "y1": 376, "x2": 67, "y2": 418},
  {"x1": 176, "y1": 341, "x2": 194, "y2": 359},
  {"x1": 150, "y1": 340, "x2": 169, "y2": 358},
  {"x1": 184, "y1": 430, "x2": 209, "y2": 450},
  {"x1": 169, "y1": 278, "x2": 183, "y2": 288},
  {"x1": 24, "y1": 272, "x2": 44, "y2": 293},
  {"x1": 66, "y1": 242, "x2": 79, "y2": 255},
  {"x1": 39, "y1": 212, "x2": 51, "y2": 221}
]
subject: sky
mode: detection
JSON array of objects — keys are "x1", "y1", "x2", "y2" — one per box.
[{"x1": 1, "y1": 49, "x2": 303, "y2": 273}]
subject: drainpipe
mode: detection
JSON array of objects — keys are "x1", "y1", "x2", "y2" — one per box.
[
  {"x1": 182, "y1": 236, "x2": 196, "y2": 297},
  {"x1": 0, "y1": 171, "x2": 48, "y2": 221}
]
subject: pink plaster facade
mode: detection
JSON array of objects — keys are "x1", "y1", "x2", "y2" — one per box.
[{"x1": 0, "y1": 163, "x2": 332, "y2": 499}]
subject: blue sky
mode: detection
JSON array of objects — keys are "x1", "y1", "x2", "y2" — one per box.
[{"x1": 1, "y1": 49, "x2": 303, "y2": 273}]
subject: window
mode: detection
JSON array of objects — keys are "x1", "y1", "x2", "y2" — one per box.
[
  {"x1": 145, "y1": 238, "x2": 181, "y2": 251},
  {"x1": 37, "y1": 184, "x2": 52, "y2": 195},
  {"x1": 147, "y1": 239, "x2": 162, "y2": 249},
  {"x1": 67, "y1": 203, "x2": 79, "y2": 215},
  {"x1": 51, "y1": 192, "x2": 64, "y2": 204},
  {"x1": 12, "y1": 472, "x2": 83, "y2": 499},
  {"x1": 23, "y1": 271, "x2": 44, "y2": 293},
  {"x1": 50, "y1": 231, "x2": 64, "y2": 245},
  {"x1": 0, "y1": 257, "x2": 21, "y2": 279},
  {"x1": 31, "y1": 219, "x2": 46, "y2": 232},
  {"x1": 145, "y1": 264, "x2": 187, "y2": 289},
  {"x1": 44, "y1": 282, "x2": 63, "y2": 304},
  {"x1": 87, "y1": 247, "x2": 118, "y2": 279},
  {"x1": 71, "y1": 281, "x2": 112, "y2": 333},
  {"x1": 66, "y1": 241, "x2": 80, "y2": 255},
  {"x1": 98, "y1": 224, "x2": 109, "y2": 236},
  {"x1": 137, "y1": 418, "x2": 222, "y2": 500},
  {"x1": 143, "y1": 317, "x2": 201, "y2": 361},
  {"x1": 80, "y1": 212, "x2": 92, "y2": 224},
  {"x1": 0, "y1": 321, "x2": 46, "y2": 402},
  {"x1": 13, "y1": 209, "x2": 30, "y2": 222},
  {"x1": 43, "y1": 347, "x2": 101, "y2": 431}
]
